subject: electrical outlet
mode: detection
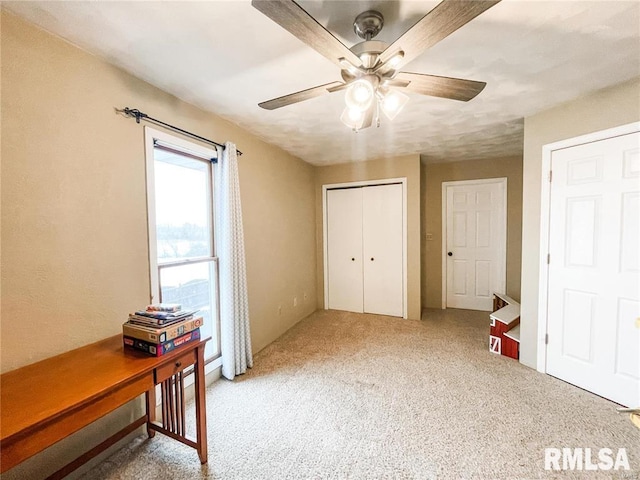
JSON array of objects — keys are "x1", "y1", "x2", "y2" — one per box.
[
  {"x1": 426, "y1": 233, "x2": 434, "y2": 241},
  {"x1": 293, "y1": 297, "x2": 298, "y2": 307}
]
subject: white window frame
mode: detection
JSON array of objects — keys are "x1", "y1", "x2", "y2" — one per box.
[{"x1": 144, "y1": 126, "x2": 222, "y2": 372}]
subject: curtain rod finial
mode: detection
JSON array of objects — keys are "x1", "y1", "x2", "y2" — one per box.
[{"x1": 117, "y1": 107, "x2": 145, "y2": 123}]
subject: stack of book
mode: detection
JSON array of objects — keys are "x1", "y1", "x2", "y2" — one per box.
[{"x1": 122, "y1": 303, "x2": 202, "y2": 357}]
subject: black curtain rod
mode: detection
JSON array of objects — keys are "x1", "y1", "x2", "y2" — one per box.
[{"x1": 117, "y1": 107, "x2": 243, "y2": 156}]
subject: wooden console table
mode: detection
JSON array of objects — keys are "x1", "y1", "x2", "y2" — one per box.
[{"x1": 0, "y1": 334, "x2": 209, "y2": 478}]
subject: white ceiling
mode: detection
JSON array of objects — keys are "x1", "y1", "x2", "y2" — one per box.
[{"x1": 5, "y1": 1, "x2": 640, "y2": 165}]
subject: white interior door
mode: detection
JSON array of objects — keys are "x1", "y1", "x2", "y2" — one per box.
[
  {"x1": 444, "y1": 180, "x2": 506, "y2": 311},
  {"x1": 546, "y1": 131, "x2": 640, "y2": 407},
  {"x1": 327, "y1": 188, "x2": 364, "y2": 313},
  {"x1": 363, "y1": 184, "x2": 403, "y2": 316}
]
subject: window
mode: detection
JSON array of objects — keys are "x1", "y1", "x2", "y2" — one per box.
[{"x1": 145, "y1": 127, "x2": 220, "y2": 362}]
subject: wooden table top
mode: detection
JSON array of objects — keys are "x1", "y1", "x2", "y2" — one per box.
[{"x1": 0, "y1": 334, "x2": 208, "y2": 442}]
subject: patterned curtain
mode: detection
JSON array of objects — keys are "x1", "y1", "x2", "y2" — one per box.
[{"x1": 215, "y1": 142, "x2": 253, "y2": 380}]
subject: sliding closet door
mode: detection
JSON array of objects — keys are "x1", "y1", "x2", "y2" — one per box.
[
  {"x1": 363, "y1": 184, "x2": 404, "y2": 316},
  {"x1": 327, "y1": 188, "x2": 364, "y2": 313}
]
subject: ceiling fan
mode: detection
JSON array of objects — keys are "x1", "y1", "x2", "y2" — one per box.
[{"x1": 252, "y1": 0, "x2": 501, "y2": 131}]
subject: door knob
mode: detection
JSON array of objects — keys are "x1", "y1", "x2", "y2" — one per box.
[
  {"x1": 351, "y1": 258, "x2": 355, "y2": 261},
  {"x1": 447, "y1": 252, "x2": 453, "y2": 256},
  {"x1": 371, "y1": 257, "x2": 374, "y2": 261}
]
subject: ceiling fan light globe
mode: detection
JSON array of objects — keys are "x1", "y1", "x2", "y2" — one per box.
[
  {"x1": 340, "y1": 107, "x2": 365, "y2": 130},
  {"x1": 381, "y1": 89, "x2": 410, "y2": 121},
  {"x1": 387, "y1": 50, "x2": 405, "y2": 68},
  {"x1": 353, "y1": 86, "x2": 370, "y2": 103},
  {"x1": 345, "y1": 79, "x2": 374, "y2": 111},
  {"x1": 348, "y1": 108, "x2": 363, "y2": 122}
]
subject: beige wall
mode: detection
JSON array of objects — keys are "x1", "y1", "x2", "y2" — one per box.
[
  {"x1": 421, "y1": 156, "x2": 523, "y2": 309},
  {"x1": 520, "y1": 76, "x2": 640, "y2": 368},
  {"x1": 314, "y1": 155, "x2": 422, "y2": 320},
  {"x1": 1, "y1": 10, "x2": 316, "y2": 477}
]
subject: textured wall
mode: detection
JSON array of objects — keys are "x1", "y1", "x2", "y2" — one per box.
[
  {"x1": 313, "y1": 155, "x2": 422, "y2": 320},
  {"x1": 520, "y1": 77, "x2": 640, "y2": 368},
  {"x1": 421, "y1": 156, "x2": 523, "y2": 309},
  {"x1": 1, "y1": 10, "x2": 316, "y2": 477}
]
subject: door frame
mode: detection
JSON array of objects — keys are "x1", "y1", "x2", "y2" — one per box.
[
  {"x1": 322, "y1": 178, "x2": 408, "y2": 319},
  {"x1": 536, "y1": 121, "x2": 640, "y2": 373},
  {"x1": 441, "y1": 178, "x2": 507, "y2": 309}
]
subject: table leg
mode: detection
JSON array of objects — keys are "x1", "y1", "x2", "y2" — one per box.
[
  {"x1": 145, "y1": 387, "x2": 156, "y2": 438},
  {"x1": 194, "y1": 345, "x2": 208, "y2": 464}
]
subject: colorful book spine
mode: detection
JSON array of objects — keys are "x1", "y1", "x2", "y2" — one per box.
[
  {"x1": 123, "y1": 317, "x2": 203, "y2": 344},
  {"x1": 123, "y1": 328, "x2": 201, "y2": 357},
  {"x1": 128, "y1": 313, "x2": 194, "y2": 326}
]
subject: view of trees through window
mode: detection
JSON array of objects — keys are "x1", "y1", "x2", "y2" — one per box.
[
  {"x1": 156, "y1": 223, "x2": 210, "y2": 259},
  {"x1": 151, "y1": 145, "x2": 219, "y2": 359}
]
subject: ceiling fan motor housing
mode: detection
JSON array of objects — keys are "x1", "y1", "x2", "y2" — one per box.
[{"x1": 340, "y1": 40, "x2": 392, "y2": 83}]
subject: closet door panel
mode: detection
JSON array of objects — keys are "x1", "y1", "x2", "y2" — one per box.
[
  {"x1": 327, "y1": 188, "x2": 364, "y2": 313},
  {"x1": 362, "y1": 184, "x2": 403, "y2": 316}
]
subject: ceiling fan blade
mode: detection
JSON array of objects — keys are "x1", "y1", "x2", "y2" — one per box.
[
  {"x1": 379, "y1": 0, "x2": 501, "y2": 69},
  {"x1": 258, "y1": 81, "x2": 344, "y2": 110},
  {"x1": 384, "y1": 79, "x2": 411, "y2": 88},
  {"x1": 395, "y1": 72, "x2": 486, "y2": 102},
  {"x1": 252, "y1": 0, "x2": 362, "y2": 68},
  {"x1": 327, "y1": 83, "x2": 349, "y2": 93}
]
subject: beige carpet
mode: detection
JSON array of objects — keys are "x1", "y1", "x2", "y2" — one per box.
[{"x1": 83, "y1": 309, "x2": 639, "y2": 479}]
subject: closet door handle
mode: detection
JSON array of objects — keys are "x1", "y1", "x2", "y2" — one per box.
[
  {"x1": 351, "y1": 257, "x2": 355, "y2": 261},
  {"x1": 447, "y1": 252, "x2": 453, "y2": 257},
  {"x1": 371, "y1": 257, "x2": 374, "y2": 261}
]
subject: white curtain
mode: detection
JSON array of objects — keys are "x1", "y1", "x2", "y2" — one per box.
[{"x1": 215, "y1": 142, "x2": 253, "y2": 380}]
